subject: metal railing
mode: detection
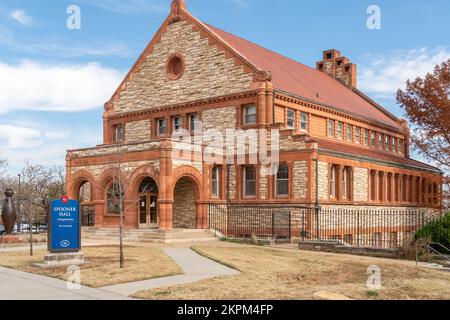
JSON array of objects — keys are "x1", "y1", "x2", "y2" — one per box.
[
  {"x1": 208, "y1": 204, "x2": 291, "y2": 240},
  {"x1": 299, "y1": 208, "x2": 441, "y2": 249}
]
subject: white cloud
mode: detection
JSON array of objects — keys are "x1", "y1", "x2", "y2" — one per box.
[
  {"x1": 0, "y1": 60, "x2": 124, "y2": 113},
  {"x1": 10, "y1": 9, "x2": 33, "y2": 26},
  {"x1": 0, "y1": 121, "x2": 102, "y2": 175},
  {"x1": 358, "y1": 47, "x2": 450, "y2": 99}
]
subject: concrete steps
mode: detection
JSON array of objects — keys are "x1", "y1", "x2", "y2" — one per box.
[{"x1": 82, "y1": 227, "x2": 217, "y2": 244}]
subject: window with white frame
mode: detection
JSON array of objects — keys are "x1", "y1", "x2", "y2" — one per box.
[
  {"x1": 300, "y1": 112, "x2": 308, "y2": 132},
  {"x1": 337, "y1": 122, "x2": 344, "y2": 140},
  {"x1": 385, "y1": 135, "x2": 390, "y2": 151},
  {"x1": 355, "y1": 127, "x2": 361, "y2": 144},
  {"x1": 342, "y1": 167, "x2": 348, "y2": 199},
  {"x1": 173, "y1": 116, "x2": 182, "y2": 133},
  {"x1": 378, "y1": 133, "x2": 383, "y2": 149},
  {"x1": 347, "y1": 124, "x2": 353, "y2": 142},
  {"x1": 328, "y1": 119, "x2": 335, "y2": 137},
  {"x1": 157, "y1": 118, "x2": 167, "y2": 136},
  {"x1": 399, "y1": 139, "x2": 404, "y2": 154},
  {"x1": 363, "y1": 129, "x2": 369, "y2": 145},
  {"x1": 392, "y1": 137, "x2": 397, "y2": 152},
  {"x1": 244, "y1": 166, "x2": 257, "y2": 197},
  {"x1": 276, "y1": 164, "x2": 289, "y2": 197},
  {"x1": 370, "y1": 131, "x2": 376, "y2": 146},
  {"x1": 330, "y1": 165, "x2": 336, "y2": 198},
  {"x1": 287, "y1": 109, "x2": 296, "y2": 129},
  {"x1": 244, "y1": 105, "x2": 257, "y2": 125},
  {"x1": 211, "y1": 166, "x2": 219, "y2": 197},
  {"x1": 189, "y1": 113, "x2": 199, "y2": 132},
  {"x1": 113, "y1": 124, "x2": 125, "y2": 143}
]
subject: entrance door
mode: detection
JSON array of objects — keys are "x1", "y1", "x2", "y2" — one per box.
[{"x1": 139, "y1": 193, "x2": 158, "y2": 227}]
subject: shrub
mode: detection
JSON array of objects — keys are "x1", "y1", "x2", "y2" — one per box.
[{"x1": 415, "y1": 213, "x2": 450, "y2": 250}]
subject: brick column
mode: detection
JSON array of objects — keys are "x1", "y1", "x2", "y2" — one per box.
[
  {"x1": 411, "y1": 176, "x2": 417, "y2": 204},
  {"x1": 398, "y1": 174, "x2": 404, "y2": 203},
  {"x1": 158, "y1": 139, "x2": 174, "y2": 230},
  {"x1": 257, "y1": 82, "x2": 267, "y2": 125},
  {"x1": 379, "y1": 172, "x2": 386, "y2": 203},
  {"x1": 404, "y1": 175, "x2": 410, "y2": 204},
  {"x1": 266, "y1": 82, "x2": 274, "y2": 124}
]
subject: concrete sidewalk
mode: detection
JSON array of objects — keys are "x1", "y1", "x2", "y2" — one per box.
[
  {"x1": 101, "y1": 248, "x2": 239, "y2": 296},
  {"x1": 0, "y1": 266, "x2": 129, "y2": 300}
]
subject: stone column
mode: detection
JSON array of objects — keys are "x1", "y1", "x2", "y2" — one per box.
[
  {"x1": 158, "y1": 139, "x2": 174, "y2": 230},
  {"x1": 266, "y1": 82, "x2": 274, "y2": 124},
  {"x1": 257, "y1": 82, "x2": 267, "y2": 125}
]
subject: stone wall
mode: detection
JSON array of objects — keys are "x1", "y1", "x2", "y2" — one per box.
[
  {"x1": 353, "y1": 167, "x2": 368, "y2": 202},
  {"x1": 69, "y1": 141, "x2": 160, "y2": 159},
  {"x1": 125, "y1": 120, "x2": 151, "y2": 143},
  {"x1": 293, "y1": 161, "x2": 308, "y2": 200},
  {"x1": 173, "y1": 177, "x2": 197, "y2": 228},
  {"x1": 202, "y1": 106, "x2": 237, "y2": 133},
  {"x1": 113, "y1": 20, "x2": 254, "y2": 114},
  {"x1": 71, "y1": 160, "x2": 160, "y2": 180},
  {"x1": 317, "y1": 161, "x2": 329, "y2": 201}
]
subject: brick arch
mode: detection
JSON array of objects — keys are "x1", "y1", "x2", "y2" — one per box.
[
  {"x1": 70, "y1": 169, "x2": 98, "y2": 201},
  {"x1": 128, "y1": 164, "x2": 160, "y2": 198},
  {"x1": 171, "y1": 166, "x2": 203, "y2": 200}
]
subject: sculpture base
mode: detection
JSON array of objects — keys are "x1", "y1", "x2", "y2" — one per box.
[
  {"x1": 0, "y1": 235, "x2": 20, "y2": 244},
  {"x1": 33, "y1": 252, "x2": 85, "y2": 269}
]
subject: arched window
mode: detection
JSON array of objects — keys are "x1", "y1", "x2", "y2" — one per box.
[{"x1": 107, "y1": 181, "x2": 124, "y2": 214}]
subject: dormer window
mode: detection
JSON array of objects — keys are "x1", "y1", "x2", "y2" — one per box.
[{"x1": 113, "y1": 124, "x2": 125, "y2": 143}]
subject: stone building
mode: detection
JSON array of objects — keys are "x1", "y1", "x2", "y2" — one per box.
[{"x1": 66, "y1": 0, "x2": 443, "y2": 232}]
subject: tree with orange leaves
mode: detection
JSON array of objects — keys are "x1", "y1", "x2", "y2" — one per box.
[{"x1": 397, "y1": 59, "x2": 450, "y2": 208}]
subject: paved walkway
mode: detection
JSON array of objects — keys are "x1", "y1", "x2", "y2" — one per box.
[
  {"x1": 0, "y1": 266, "x2": 129, "y2": 300},
  {"x1": 101, "y1": 248, "x2": 239, "y2": 296}
]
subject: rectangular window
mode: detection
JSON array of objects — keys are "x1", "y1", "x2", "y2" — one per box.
[
  {"x1": 363, "y1": 129, "x2": 369, "y2": 145},
  {"x1": 157, "y1": 118, "x2": 167, "y2": 136},
  {"x1": 330, "y1": 165, "x2": 336, "y2": 198},
  {"x1": 211, "y1": 166, "x2": 219, "y2": 197},
  {"x1": 399, "y1": 139, "x2": 404, "y2": 154},
  {"x1": 189, "y1": 113, "x2": 199, "y2": 132},
  {"x1": 342, "y1": 167, "x2": 348, "y2": 199},
  {"x1": 392, "y1": 137, "x2": 397, "y2": 152},
  {"x1": 370, "y1": 131, "x2": 376, "y2": 146},
  {"x1": 385, "y1": 136, "x2": 390, "y2": 151},
  {"x1": 244, "y1": 166, "x2": 256, "y2": 197},
  {"x1": 327, "y1": 119, "x2": 335, "y2": 138},
  {"x1": 113, "y1": 124, "x2": 125, "y2": 143},
  {"x1": 337, "y1": 122, "x2": 344, "y2": 140},
  {"x1": 355, "y1": 127, "x2": 361, "y2": 144},
  {"x1": 378, "y1": 133, "x2": 383, "y2": 149},
  {"x1": 173, "y1": 116, "x2": 182, "y2": 133},
  {"x1": 346, "y1": 124, "x2": 353, "y2": 142},
  {"x1": 300, "y1": 112, "x2": 308, "y2": 132},
  {"x1": 276, "y1": 164, "x2": 289, "y2": 197},
  {"x1": 287, "y1": 109, "x2": 296, "y2": 129},
  {"x1": 244, "y1": 105, "x2": 257, "y2": 125}
]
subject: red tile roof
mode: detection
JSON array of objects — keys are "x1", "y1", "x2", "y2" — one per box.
[
  {"x1": 316, "y1": 138, "x2": 440, "y2": 172},
  {"x1": 205, "y1": 24, "x2": 403, "y2": 131}
]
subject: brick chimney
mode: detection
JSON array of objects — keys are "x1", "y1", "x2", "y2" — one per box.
[{"x1": 316, "y1": 49, "x2": 357, "y2": 88}]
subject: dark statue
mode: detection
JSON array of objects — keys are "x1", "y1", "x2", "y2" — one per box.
[{"x1": 1, "y1": 189, "x2": 17, "y2": 235}]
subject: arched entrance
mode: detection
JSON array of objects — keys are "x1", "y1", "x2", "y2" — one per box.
[
  {"x1": 173, "y1": 177, "x2": 197, "y2": 229},
  {"x1": 77, "y1": 181, "x2": 95, "y2": 226},
  {"x1": 138, "y1": 177, "x2": 159, "y2": 228}
]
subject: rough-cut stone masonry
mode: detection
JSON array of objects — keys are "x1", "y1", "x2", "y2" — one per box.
[
  {"x1": 173, "y1": 177, "x2": 197, "y2": 228},
  {"x1": 125, "y1": 120, "x2": 151, "y2": 143},
  {"x1": 69, "y1": 141, "x2": 160, "y2": 159},
  {"x1": 318, "y1": 161, "x2": 329, "y2": 201},
  {"x1": 114, "y1": 20, "x2": 254, "y2": 114},
  {"x1": 354, "y1": 167, "x2": 368, "y2": 202},
  {"x1": 293, "y1": 161, "x2": 308, "y2": 200},
  {"x1": 172, "y1": 158, "x2": 202, "y2": 173},
  {"x1": 71, "y1": 160, "x2": 160, "y2": 180},
  {"x1": 202, "y1": 106, "x2": 237, "y2": 133}
]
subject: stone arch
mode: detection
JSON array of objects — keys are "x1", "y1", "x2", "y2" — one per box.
[
  {"x1": 171, "y1": 166, "x2": 203, "y2": 229},
  {"x1": 70, "y1": 169, "x2": 97, "y2": 201},
  {"x1": 128, "y1": 164, "x2": 160, "y2": 199}
]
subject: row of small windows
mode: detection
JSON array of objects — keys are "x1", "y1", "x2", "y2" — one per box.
[
  {"x1": 327, "y1": 119, "x2": 404, "y2": 155},
  {"x1": 157, "y1": 113, "x2": 200, "y2": 136},
  {"x1": 210, "y1": 164, "x2": 290, "y2": 199},
  {"x1": 286, "y1": 109, "x2": 309, "y2": 132}
]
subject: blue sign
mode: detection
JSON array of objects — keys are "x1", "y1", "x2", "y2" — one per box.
[{"x1": 49, "y1": 197, "x2": 80, "y2": 253}]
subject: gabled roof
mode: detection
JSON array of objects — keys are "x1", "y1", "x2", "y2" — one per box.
[{"x1": 204, "y1": 24, "x2": 403, "y2": 131}]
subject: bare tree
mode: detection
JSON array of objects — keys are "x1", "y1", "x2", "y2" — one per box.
[
  {"x1": 102, "y1": 146, "x2": 154, "y2": 268},
  {"x1": 18, "y1": 163, "x2": 66, "y2": 255}
]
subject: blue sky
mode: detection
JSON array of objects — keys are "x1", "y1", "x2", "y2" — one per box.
[{"x1": 0, "y1": 0, "x2": 449, "y2": 175}]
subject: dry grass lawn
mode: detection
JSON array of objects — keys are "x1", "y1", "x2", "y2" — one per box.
[
  {"x1": 0, "y1": 246, "x2": 182, "y2": 288},
  {"x1": 134, "y1": 245, "x2": 450, "y2": 300}
]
